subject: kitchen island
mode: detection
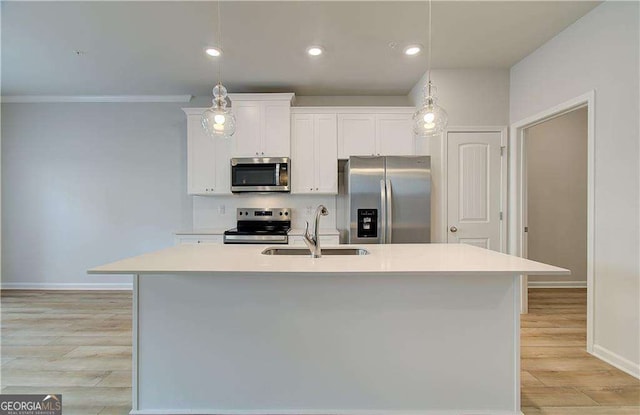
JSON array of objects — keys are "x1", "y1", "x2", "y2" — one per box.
[{"x1": 89, "y1": 243, "x2": 568, "y2": 415}]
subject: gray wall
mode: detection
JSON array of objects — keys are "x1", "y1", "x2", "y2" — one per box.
[
  {"x1": 1, "y1": 102, "x2": 192, "y2": 288},
  {"x1": 409, "y1": 69, "x2": 510, "y2": 126},
  {"x1": 510, "y1": 1, "x2": 639, "y2": 375},
  {"x1": 526, "y1": 107, "x2": 587, "y2": 285},
  {"x1": 409, "y1": 68, "x2": 510, "y2": 243}
]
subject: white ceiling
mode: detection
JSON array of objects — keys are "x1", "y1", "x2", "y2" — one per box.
[{"x1": 1, "y1": 1, "x2": 600, "y2": 97}]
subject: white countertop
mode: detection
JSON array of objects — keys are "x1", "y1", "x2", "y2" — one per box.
[{"x1": 89, "y1": 243, "x2": 569, "y2": 276}]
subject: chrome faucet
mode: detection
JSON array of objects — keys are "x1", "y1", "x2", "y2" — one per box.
[{"x1": 303, "y1": 205, "x2": 329, "y2": 258}]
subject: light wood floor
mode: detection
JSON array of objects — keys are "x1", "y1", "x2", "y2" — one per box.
[{"x1": 1, "y1": 288, "x2": 638, "y2": 415}]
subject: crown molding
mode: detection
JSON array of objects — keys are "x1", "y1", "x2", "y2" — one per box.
[
  {"x1": 1, "y1": 95, "x2": 193, "y2": 104},
  {"x1": 227, "y1": 93, "x2": 295, "y2": 103}
]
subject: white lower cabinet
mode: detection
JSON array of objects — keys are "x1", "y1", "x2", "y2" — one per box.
[
  {"x1": 291, "y1": 113, "x2": 338, "y2": 194},
  {"x1": 175, "y1": 235, "x2": 223, "y2": 245}
]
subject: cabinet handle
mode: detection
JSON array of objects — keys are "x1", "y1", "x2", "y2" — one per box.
[
  {"x1": 310, "y1": 188, "x2": 313, "y2": 191},
  {"x1": 316, "y1": 188, "x2": 319, "y2": 191},
  {"x1": 261, "y1": 152, "x2": 264, "y2": 155}
]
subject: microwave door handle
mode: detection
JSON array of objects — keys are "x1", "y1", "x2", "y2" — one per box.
[{"x1": 275, "y1": 163, "x2": 280, "y2": 185}]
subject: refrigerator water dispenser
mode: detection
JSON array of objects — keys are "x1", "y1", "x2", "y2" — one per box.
[{"x1": 357, "y1": 209, "x2": 378, "y2": 238}]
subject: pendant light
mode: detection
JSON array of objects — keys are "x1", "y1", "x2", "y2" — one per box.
[
  {"x1": 413, "y1": 0, "x2": 448, "y2": 137},
  {"x1": 202, "y1": 1, "x2": 236, "y2": 138}
]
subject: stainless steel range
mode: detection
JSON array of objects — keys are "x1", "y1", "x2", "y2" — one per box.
[{"x1": 223, "y1": 208, "x2": 291, "y2": 244}]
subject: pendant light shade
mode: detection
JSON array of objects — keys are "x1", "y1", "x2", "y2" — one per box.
[
  {"x1": 202, "y1": 83, "x2": 236, "y2": 138},
  {"x1": 413, "y1": 81, "x2": 448, "y2": 137},
  {"x1": 202, "y1": 1, "x2": 235, "y2": 138},
  {"x1": 412, "y1": 0, "x2": 448, "y2": 137}
]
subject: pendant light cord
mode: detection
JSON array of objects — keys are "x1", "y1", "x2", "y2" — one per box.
[
  {"x1": 427, "y1": 0, "x2": 432, "y2": 93},
  {"x1": 217, "y1": 0, "x2": 223, "y2": 86}
]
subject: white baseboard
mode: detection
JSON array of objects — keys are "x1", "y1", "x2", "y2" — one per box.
[
  {"x1": 1, "y1": 282, "x2": 133, "y2": 290},
  {"x1": 528, "y1": 280, "x2": 587, "y2": 288},
  {"x1": 592, "y1": 344, "x2": 640, "y2": 379}
]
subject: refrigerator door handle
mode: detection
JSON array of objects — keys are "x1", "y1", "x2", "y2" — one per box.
[
  {"x1": 380, "y1": 179, "x2": 386, "y2": 244},
  {"x1": 386, "y1": 179, "x2": 393, "y2": 243}
]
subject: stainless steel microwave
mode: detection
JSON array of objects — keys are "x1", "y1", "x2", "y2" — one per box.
[{"x1": 230, "y1": 157, "x2": 290, "y2": 193}]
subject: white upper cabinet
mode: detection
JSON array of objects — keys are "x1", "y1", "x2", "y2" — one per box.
[
  {"x1": 376, "y1": 113, "x2": 415, "y2": 156},
  {"x1": 229, "y1": 94, "x2": 294, "y2": 158},
  {"x1": 232, "y1": 102, "x2": 262, "y2": 157},
  {"x1": 184, "y1": 111, "x2": 232, "y2": 195},
  {"x1": 291, "y1": 114, "x2": 315, "y2": 193},
  {"x1": 338, "y1": 114, "x2": 376, "y2": 157},
  {"x1": 338, "y1": 111, "x2": 416, "y2": 158},
  {"x1": 263, "y1": 101, "x2": 292, "y2": 156},
  {"x1": 291, "y1": 113, "x2": 338, "y2": 194},
  {"x1": 315, "y1": 115, "x2": 339, "y2": 193}
]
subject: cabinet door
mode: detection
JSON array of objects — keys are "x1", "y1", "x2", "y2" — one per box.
[
  {"x1": 376, "y1": 114, "x2": 415, "y2": 156},
  {"x1": 337, "y1": 114, "x2": 376, "y2": 158},
  {"x1": 176, "y1": 235, "x2": 223, "y2": 245},
  {"x1": 213, "y1": 134, "x2": 232, "y2": 194},
  {"x1": 291, "y1": 114, "x2": 316, "y2": 194},
  {"x1": 415, "y1": 137, "x2": 432, "y2": 155},
  {"x1": 315, "y1": 114, "x2": 338, "y2": 194},
  {"x1": 231, "y1": 101, "x2": 262, "y2": 157},
  {"x1": 262, "y1": 102, "x2": 291, "y2": 157},
  {"x1": 187, "y1": 114, "x2": 216, "y2": 195}
]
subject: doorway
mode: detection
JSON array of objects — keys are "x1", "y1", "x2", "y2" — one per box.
[
  {"x1": 524, "y1": 107, "x2": 588, "y2": 288},
  {"x1": 509, "y1": 91, "x2": 595, "y2": 351}
]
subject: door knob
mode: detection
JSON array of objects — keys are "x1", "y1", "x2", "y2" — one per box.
[{"x1": 449, "y1": 226, "x2": 458, "y2": 233}]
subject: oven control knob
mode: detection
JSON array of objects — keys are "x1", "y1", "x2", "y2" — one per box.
[
  {"x1": 279, "y1": 212, "x2": 283, "y2": 216},
  {"x1": 239, "y1": 212, "x2": 242, "y2": 216},
  {"x1": 245, "y1": 211, "x2": 249, "y2": 216},
  {"x1": 285, "y1": 212, "x2": 289, "y2": 216}
]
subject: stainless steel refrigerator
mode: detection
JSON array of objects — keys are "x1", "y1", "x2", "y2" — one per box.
[{"x1": 338, "y1": 156, "x2": 431, "y2": 244}]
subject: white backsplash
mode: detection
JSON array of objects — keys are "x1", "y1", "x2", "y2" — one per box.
[{"x1": 193, "y1": 194, "x2": 338, "y2": 230}]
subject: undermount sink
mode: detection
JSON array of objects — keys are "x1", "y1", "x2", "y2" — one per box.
[{"x1": 261, "y1": 247, "x2": 369, "y2": 256}]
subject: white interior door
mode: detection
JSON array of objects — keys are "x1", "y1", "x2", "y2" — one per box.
[{"x1": 447, "y1": 132, "x2": 503, "y2": 251}]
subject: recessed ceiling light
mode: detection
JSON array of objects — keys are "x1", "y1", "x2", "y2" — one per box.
[
  {"x1": 307, "y1": 46, "x2": 324, "y2": 56},
  {"x1": 404, "y1": 45, "x2": 422, "y2": 56},
  {"x1": 205, "y1": 47, "x2": 222, "y2": 57}
]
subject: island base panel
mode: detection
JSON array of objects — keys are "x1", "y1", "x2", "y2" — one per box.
[{"x1": 133, "y1": 273, "x2": 521, "y2": 414}]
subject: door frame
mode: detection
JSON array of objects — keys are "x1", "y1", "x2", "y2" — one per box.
[
  {"x1": 442, "y1": 126, "x2": 508, "y2": 251},
  {"x1": 508, "y1": 91, "x2": 595, "y2": 352}
]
